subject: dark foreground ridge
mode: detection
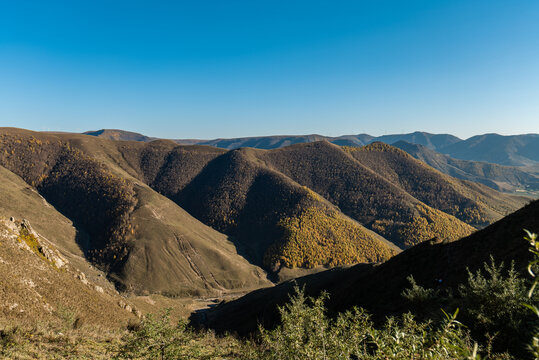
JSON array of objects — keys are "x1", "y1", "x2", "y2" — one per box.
[{"x1": 191, "y1": 198, "x2": 539, "y2": 336}]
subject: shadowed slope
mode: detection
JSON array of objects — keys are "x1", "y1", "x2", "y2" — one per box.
[
  {"x1": 0, "y1": 166, "x2": 136, "y2": 327},
  {"x1": 168, "y1": 148, "x2": 397, "y2": 270},
  {"x1": 193, "y1": 198, "x2": 538, "y2": 336},
  {"x1": 0, "y1": 128, "x2": 270, "y2": 296}
]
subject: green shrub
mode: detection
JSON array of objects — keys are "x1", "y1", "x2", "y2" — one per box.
[
  {"x1": 115, "y1": 309, "x2": 200, "y2": 360},
  {"x1": 524, "y1": 230, "x2": 539, "y2": 358},
  {"x1": 401, "y1": 254, "x2": 539, "y2": 358},
  {"x1": 256, "y1": 286, "x2": 477, "y2": 360},
  {"x1": 457, "y1": 257, "x2": 534, "y2": 356}
]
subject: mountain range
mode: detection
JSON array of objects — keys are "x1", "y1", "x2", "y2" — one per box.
[
  {"x1": 0, "y1": 127, "x2": 527, "y2": 298},
  {"x1": 85, "y1": 129, "x2": 539, "y2": 167},
  {"x1": 393, "y1": 141, "x2": 539, "y2": 193},
  {"x1": 85, "y1": 129, "x2": 539, "y2": 194},
  {"x1": 1, "y1": 126, "x2": 538, "y2": 359}
]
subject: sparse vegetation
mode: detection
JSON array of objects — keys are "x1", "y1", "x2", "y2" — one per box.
[
  {"x1": 17, "y1": 226, "x2": 48, "y2": 262},
  {"x1": 254, "y1": 286, "x2": 479, "y2": 360},
  {"x1": 524, "y1": 229, "x2": 539, "y2": 358}
]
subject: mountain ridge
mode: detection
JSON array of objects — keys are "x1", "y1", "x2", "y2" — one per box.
[{"x1": 83, "y1": 129, "x2": 539, "y2": 195}]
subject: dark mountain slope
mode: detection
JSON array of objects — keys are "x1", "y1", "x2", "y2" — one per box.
[
  {"x1": 112, "y1": 139, "x2": 226, "y2": 194},
  {"x1": 0, "y1": 166, "x2": 137, "y2": 327},
  {"x1": 440, "y1": 133, "x2": 539, "y2": 166},
  {"x1": 0, "y1": 128, "x2": 270, "y2": 296},
  {"x1": 394, "y1": 140, "x2": 539, "y2": 192},
  {"x1": 194, "y1": 197, "x2": 538, "y2": 336},
  {"x1": 149, "y1": 147, "x2": 397, "y2": 270},
  {"x1": 346, "y1": 142, "x2": 526, "y2": 226}
]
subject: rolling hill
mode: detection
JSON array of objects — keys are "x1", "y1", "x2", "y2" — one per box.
[{"x1": 114, "y1": 142, "x2": 398, "y2": 271}]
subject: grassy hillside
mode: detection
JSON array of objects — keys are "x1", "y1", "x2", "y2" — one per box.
[
  {"x1": 0, "y1": 217, "x2": 136, "y2": 329},
  {"x1": 0, "y1": 167, "x2": 138, "y2": 327},
  {"x1": 0, "y1": 128, "x2": 270, "y2": 296}
]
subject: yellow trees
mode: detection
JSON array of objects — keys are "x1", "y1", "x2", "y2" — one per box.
[{"x1": 264, "y1": 207, "x2": 396, "y2": 269}]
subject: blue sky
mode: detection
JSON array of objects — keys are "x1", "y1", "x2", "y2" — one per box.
[{"x1": 1, "y1": 1, "x2": 538, "y2": 139}]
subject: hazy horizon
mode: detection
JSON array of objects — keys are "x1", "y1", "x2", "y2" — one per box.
[{"x1": 10, "y1": 126, "x2": 538, "y2": 142}]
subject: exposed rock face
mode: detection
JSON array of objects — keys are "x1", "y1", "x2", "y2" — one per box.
[{"x1": 17, "y1": 218, "x2": 68, "y2": 269}]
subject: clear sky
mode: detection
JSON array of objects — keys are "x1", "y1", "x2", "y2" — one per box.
[{"x1": 1, "y1": 0, "x2": 538, "y2": 140}]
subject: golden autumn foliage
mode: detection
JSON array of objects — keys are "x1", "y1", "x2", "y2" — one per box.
[
  {"x1": 264, "y1": 207, "x2": 396, "y2": 269},
  {"x1": 397, "y1": 204, "x2": 475, "y2": 247}
]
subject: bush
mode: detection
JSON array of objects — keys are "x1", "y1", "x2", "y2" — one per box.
[
  {"x1": 457, "y1": 257, "x2": 534, "y2": 356},
  {"x1": 401, "y1": 254, "x2": 539, "y2": 358},
  {"x1": 256, "y1": 286, "x2": 477, "y2": 360},
  {"x1": 115, "y1": 309, "x2": 199, "y2": 360},
  {"x1": 524, "y1": 230, "x2": 539, "y2": 358}
]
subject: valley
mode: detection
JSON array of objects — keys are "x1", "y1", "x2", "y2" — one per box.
[{"x1": 0, "y1": 127, "x2": 537, "y2": 359}]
